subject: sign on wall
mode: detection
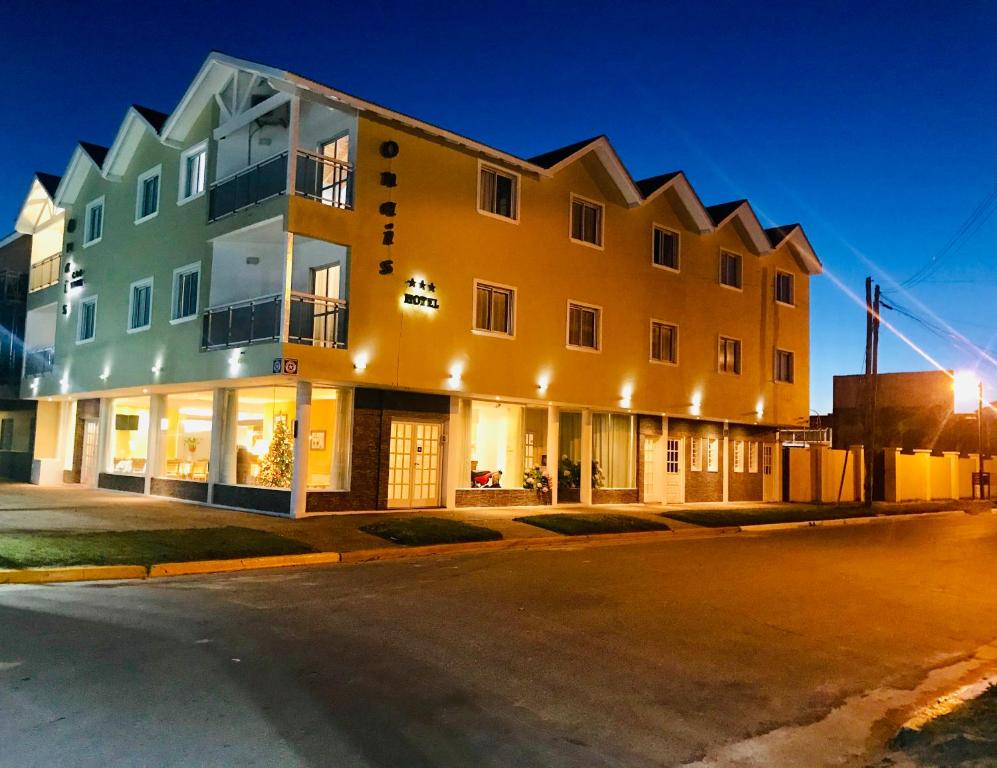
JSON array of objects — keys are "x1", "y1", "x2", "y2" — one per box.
[{"x1": 403, "y1": 277, "x2": 439, "y2": 310}]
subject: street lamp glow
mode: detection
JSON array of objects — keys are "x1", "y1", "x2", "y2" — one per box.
[{"x1": 953, "y1": 370, "x2": 980, "y2": 414}]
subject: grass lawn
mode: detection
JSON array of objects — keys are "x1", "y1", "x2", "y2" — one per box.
[
  {"x1": 892, "y1": 684, "x2": 997, "y2": 764},
  {"x1": 359, "y1": 517, "x2": 502, "y2": 546},
  {"x1": 514, "y1": 513, "x2": 670, "y2": 536},
  {"x1": 0, "y1": 526, "x2": 315, "y2": 569},
  {"x1": 664, "y1": 500, "x2": 971, "y2": 528}
]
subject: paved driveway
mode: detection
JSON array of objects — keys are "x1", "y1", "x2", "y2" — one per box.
[{"x1": 1, "y1": 512, "x2": 996, "y2": 766}]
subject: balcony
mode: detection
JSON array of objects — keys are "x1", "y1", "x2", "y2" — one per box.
[
  {"x1": 208, "y1": 152, "x2": 288, "y2": 223},
  {"x1": 288, "y1": 292, "x2": 348, "y2": 348},
  {"x1": 294, "y1": 151, "x2": 353, "y2": 209},
  {"x1": 201, "y1": 294, "x2": 282, "y2": 350},
  {"x1": 24, "y1": 346, "x2": 54, "y2": 377},
  {"x1": 29, "y1": 254, "x2": 60, "y2": 293}
]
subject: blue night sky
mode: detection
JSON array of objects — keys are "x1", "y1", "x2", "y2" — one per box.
[{"x1": 2, "y1": 0, "x2": 996, "y2": 412}]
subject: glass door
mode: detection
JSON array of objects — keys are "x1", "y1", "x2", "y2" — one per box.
[{"x1": 319, "y1": 134, "x2": 350, "y2": 207}]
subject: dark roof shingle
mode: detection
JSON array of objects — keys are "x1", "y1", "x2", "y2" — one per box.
[
  {"x1": 705, "y1": 200, "x2": 747, "y2": 226},
  {"x1": 35, "y1": 172, "x2": 62, "y2": 199},
  {"x1": 635, "y1": 172, "x2": 681, "y2": 198},
  {"x1": 79, "y1": 141, "x2": 109, "y2": 167},
  {"x1": 527, "y1": 136, "x2": 604, "y2": 169},
  {"x1": 133, "y1": 104, "x2": 169, "y2": 132}
]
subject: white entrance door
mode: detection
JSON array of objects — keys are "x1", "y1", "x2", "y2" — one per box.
[
  {"x1": 664, "y1": 437, "x2": 685, "y2": 503},
  {"x1": 387, "y1": 420, "x2": 442, "y2": 509},
  {"x1": 641, "y1": 436, "x2": 662, "y2": 502},
  {"x1": 80, "y1": 420, "x2": 99, "y2": 486}
]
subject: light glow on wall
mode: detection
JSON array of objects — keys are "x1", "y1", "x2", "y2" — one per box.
[
  {"x1": 755, "y1": 398, "x2": 764, "y2": 420},
  {"x1": 447, "y1": 362, "x2": 463, "y2": 390},
  {"x1": 99, "y1": 367, "x2": 110, "y2": 382},
  {"x1": 620, "y1": 382, "x2": 634, "y2": 410},
  {"x1": 537, "y1": 372, "x2": 550, "y2": 395},
  {"x1": 690, "y1": 390, "x2": 702, "y2": 416},
  {"x1": 353, "y1": 352, "x2": 369, "y2": 372}
]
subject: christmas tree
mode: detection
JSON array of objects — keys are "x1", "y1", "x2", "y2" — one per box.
[{"x1": 257, "y1": 417, "x2": 293, "y2": 488}]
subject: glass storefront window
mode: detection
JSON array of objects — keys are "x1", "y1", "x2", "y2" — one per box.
[
  {"x1": 593, "y1": 413, "x2": 635, "y2": 488},
  {"x1": 307, "y1": 386, "x2": 351, "y2": 490},
  {"x1": 109, "y1": 396, "x2": 150, "y2": 474},
  {"x1": 230, "y1": 386, "x2": 297, "y2": 488},
  {"x1": 466, "y1": 401, "x2": 550, "y2": 489},
  {"x1": 161, "y1": 391, "x2": 213, "y2": 481},
  {"x1": 558, "y1": 412, "x2": 582, "y2": 490}
]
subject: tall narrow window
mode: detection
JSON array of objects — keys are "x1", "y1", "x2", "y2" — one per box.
[
  {"x1": 719, "y1": 251, "x2": 742, "y2": 288},
  {"x1": 473, "y1": 281, "x2": 515, "y2": 336},
  {"x1": 172, "y1": 263, "x2": 200, "y2": 322},
  {"x1": 775, "y1": 349, "x2": 795, "y2": 383},
  {"x1": 762, "y1": 444, "x2": 773, "y2": 476},
  {"x1": 570, "y1": 196, "x2": 603, "y2": 246},
  {"x1": 84, "y1": 197, "x2": 104, "y2": 246},
  {"x1": 748, "y1": 442, "x2": 759, "y2": 473},
  {"x1": 128, "y1": 278, "x2": 153, "y2": 332},
  {"x1": 320, "y1": 135, "x2": 351, "y2": 208},
  {"x1": 775, "y1": 270, "x2": 795, "y2": 305},
  {"x1": 719, "y1": 336, "x2": 741, "y2": 374},
  {"x1": 567, "y1": 302, "x2": 600, "y2": 350},
  {"x1": 733, "y1": 440, "x2": 744, "y2": 472},
  {"x1": 77, "y1": 296, "x2": 97, "y2": 343},
  {"x1": 650, "y1": 321, "x2": 678, "y2": 363},
  {"x1": 690, "y1": 437, "x2": 702, "y2": 472},
  {"x1": 135, "y1": 166, "x2": 161, "y2": 223},
  {"x1": 479, "y1": 166, "x2": 518, "y2": 220},
  {"x1": 179, "y1": 141, "x2": 207, "y2": 202},
  {"x1": 706, "y1": 437, "x2": 719, "y2": 472},
  {"x1": 652, "y1": 226, "x2": 679, "y2": 270}
]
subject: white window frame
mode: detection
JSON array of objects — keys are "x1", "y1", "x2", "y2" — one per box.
[
  {"x1": 83, "y1": 196, "x2": 104, "y2": 247},
  {"x1": 649, "y1": 319, "x2": 678, "y2": 365},
  {"x1": 134, "y1": 165, "x2": 162, "y2": 224},
  {"x1": 76, "y1": 295, "x2": 98, "y2": 344},
  {"x1": 719, "y1": 250, "x2": 742, "y2": 291},
  {"x1": 472, "y1": 279, "x2": 517, "y2": 338},
  {"x1": 170, "y1": 262, "x2": 201, "y2": 324},
  {"x1": 651, "y1": 224, "x2": 680, "y2": 272},
  {"x1": 178, "y1": 140, "x2": 208, "y2": 205},
  {"x1": 718, "y1": 335, "x2": 742, "y2": 376},
  {"x1": 706, "y1": 437, "x2": 719, "y2": 473},
  {"x1": 690, "y1": 437, "x2": 702, "y2": 472},
  {"x1": 733, "y1": 440, "x2": 744, "y2": 473},
  {"x1": 762, "y1": 444, "x2": 774, "y2": 476},
  {"x1": 127, "y1": 277, "x2": 154, "y2": 333},
  {"x1": 569, "y1": 194, "x2": 604, "y2": 249},
  {"x1": 476, "y1": 160, "x2": 520, "y2": 223},
  {"x1": 775, "y1": 270, "x2": 795, "y2": 306},
  {"x1": 566, "y1": 300, "x2": 602, "y2": 352},
  {"x1": 748, "y1": 441, "x2": 759, "y2": 473},
  {"x1": 775, "y1": 348, "x2": 795, "y2": 384}
]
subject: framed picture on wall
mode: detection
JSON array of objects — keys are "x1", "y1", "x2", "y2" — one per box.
[{"x1": 309, "y1": 430, "x2": 326, "y2": 451}]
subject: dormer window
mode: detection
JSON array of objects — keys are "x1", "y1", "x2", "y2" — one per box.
[
  {"x1": 83, "y1": 197, "x2": 104, "y2": 246},
  {"x1": 570, "y1": 195, "x2": 603, "y2": 247},
  {"x1": 478, "y1": 164, "x2": 518, "y2": 221},
  {"x1": 135, "y1": 166, "x2": 161, "y2": 223}
]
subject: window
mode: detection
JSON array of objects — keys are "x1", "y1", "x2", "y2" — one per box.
[
  {"x1": 0, "y1": 418, "x2": 13, "y2": 450},
  {"x1": 128, "y1": 278, "x2": 153, "y2": 332},
  {"x1": 775, "y1": 270, "x2": 795, "y2": 305},
  {"x1": 718, "y1": 336, "x2": 741, "y2": 374},
  {"x1": 83, "y1": 197, "x2": 104, "y2": 246},
  {"x1": 706, "y1": 437, "x2": 719, "y2": 472},
  {"x1": 652, "y1": 226, "x2": 679, "y2": 270},
  {"x1": 733, "y1": 440, "x2": 744, "y2": 472},
  {"x1": 76, "y1": 296, "x2": 97, "y2": 343},
  {"x1": 719, "y1": 251, "x2": 742, "y2": 289},
  {"x1": 473, "y1": 281, "x2": 515, "y2": 336},
  {"x1": 775, "y1": 349, "x2": 795, "y2": 383},
  {"x1": 135, "y1": 165, "x2": 161, "y2": 223},
  {"x1": 762, "y1": 444, "x2": 773, "y2": 476},
  {"x1": 593, "y1": 413, "x2": 635, "y2": 488},
  {"x1": 108, "y1": 396, "x2": 150, "y2": 475},
  {"x1": 160, "y1": 391, "x2": 213, "y2": 482},
  {"x1": 179, "y1": 141, "x2": 207, "y2": 203},
  {"x1": 749, "y1": 442, "x2": 759, "y2": 473},
  {"x1": 478, "y1": 165, "x2": 518, "y2": 220},
  {"x1": 650, "y1": 321, "x2": 678, "y2": 364},
  {"x1": 570, "y1": 196, "x2": 603, "y2": 246},
  {"x1": 567, "y1": 302, "x2": 600, "y2": 350},
  {"x1": 690, "y1": 437, "x2": 702, "y2": 471},
  {"x1": 171, "y1": 263, "x2": 200, "y2": 322},
  {"x1": 467, "y1": 401, "x2": 548, "y2": 488}
]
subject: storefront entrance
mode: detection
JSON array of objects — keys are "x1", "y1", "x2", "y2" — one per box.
[
  {"x1": 387, "y1": 420, "x2": 442, "y2": 509},
  {"x1": 664, "y1": 437, "x2": 685, "y2": 503},
  {"x1": 80, "y1": 420, "x2": 99, "y2": 486}
]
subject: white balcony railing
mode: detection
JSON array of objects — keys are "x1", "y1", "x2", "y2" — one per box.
[{"x1": 29, "y1": 254, "x2": 60, "y2": 293}]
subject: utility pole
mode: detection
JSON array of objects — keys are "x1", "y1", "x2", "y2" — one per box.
[
  {"x1": 978, "y1": 380, "x2": 987, "y2": 500},
  {"x1": 863, "y1": 278, "x2": 880, "y2": 508}
]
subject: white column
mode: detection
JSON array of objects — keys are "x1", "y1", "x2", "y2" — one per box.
[
  {"x1": 279, "y1": 96, "x2": 301, "y2": 344},
  {"x1": 290, "y1": 380, "x2": 312, "y2": 518},
  {"x1": 95, "y1": 397, "x2": 113, "y2": 488},
  {"x1": 444, "y1": 397, "x2": 467, "y2": 509},
  {"x1": 722, "y1": 420, "x2": 730, "y2": 502},
  {"x1": 547, "y1": 405, "x2": 560, "y2": 506},
  {"x1": 146, "y1": 394, "x2": 167, "y2": 495},
  {"x1": 581, "y1": 409, "x2": 593, "y2": 506}
]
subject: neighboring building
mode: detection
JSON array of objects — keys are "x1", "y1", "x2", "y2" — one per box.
[
  {"x1": 0, "y1": 230, "x2": 34, "y2": 479},
  {"x1": 20, "y1": 52, "x2": 821, "y2": 516},
  {"x1": 832, "y1": 370, "x2": 995, "y2": 455}
]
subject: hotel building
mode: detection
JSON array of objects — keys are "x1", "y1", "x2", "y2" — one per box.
[{"x1": 16, "y1": 52, "x2": 821, "y2": 516}]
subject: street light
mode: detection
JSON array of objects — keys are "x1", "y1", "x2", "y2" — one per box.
[{"x1": 955, "y1": 371, "x2": 988, "y2": 500}]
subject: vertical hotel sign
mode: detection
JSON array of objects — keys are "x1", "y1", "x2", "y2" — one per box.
[{"x1": 403, "y1": 277, "x2": 439, "y2": 309}]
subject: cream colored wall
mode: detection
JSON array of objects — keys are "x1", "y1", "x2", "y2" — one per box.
[
  {"x1": 788, "y1": 448, "x2": 813, "y2": 502},
  {"x1": 33, "y1": 401, "x2": 61, "y2": 458},
  {"x1": 287, "y1": 114, "x2": 812, "y2": 426}
]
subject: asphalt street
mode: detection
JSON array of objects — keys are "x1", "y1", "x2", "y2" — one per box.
[{"x1": 3, "y1": 513, "x2": 997, "y2": 767}]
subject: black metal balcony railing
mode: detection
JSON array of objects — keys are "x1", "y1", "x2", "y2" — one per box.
[
  {"x1": 287, "y1": 292, "x2": 348, "y2": 348},
  {"x1": 294, "y1": 150, "x2": 354, "y2": 209},
  {"x1": 24, "y1": 346, "x2": 54, "y2": 376},
  {"x1": 201, "y1": 295, "x2": 282, "y2": 350},
  {"x1": 29, "y1": 253, "x2": 60, "y2": 292},
  {"x1": 208, "y1": 151, "x2": 288, "y2": 223}
]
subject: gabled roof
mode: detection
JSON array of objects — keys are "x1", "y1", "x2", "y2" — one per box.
[
  {"x1": 765, "y1": 224, "x2": 822, "y2": 275},
  {"x1": 35, "y1": 172, "x2": 61, "y2": 199},
  {"x1": 705, "y1": 199, "x2": 771, "y2": 254},
  {"x1": 636, "y1": 171, "x2": 713, "y2": 233},
  {"x1": 706, "y1": 200, "x2": 747, "y2": 227},
  {"x1": 54, "y1": 142, "x2": 109, "y2": 207},
  {"x1": 635, "y1": 172, "x2": 680, "y2": 198},
  {"x1": 528, "y1": 136, "x2": 603, "y2": 169},
  {"x1": 15, "y1": 173, "x2": 63, "y2": 234},
  {"x1": 523, "y1": 134, "x2": 642, "y2": 207},
  {"x1": 103, "y1": 105, "x2": 170, "y2": 179},
  {"x1": 132, "y1": 104, "x2": 168, "y2": 132},
  {"x1": 79, "y1": 142, "x2": 108, "y2": 167}
]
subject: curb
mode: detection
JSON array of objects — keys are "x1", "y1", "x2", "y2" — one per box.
[
  {"x1": 0, "y1": 565, "x2": 147, "y2": 584},
  {"x1": 148, "y1": 551, "x2": 342, "y2": 578},
  {"x1": 741, "y1": 508, "x2": 967, "y2": 533}
]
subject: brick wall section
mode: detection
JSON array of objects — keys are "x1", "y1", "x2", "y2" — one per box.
[
  {"x1": 456, "y1": 488, "x2": 551, "y2": 507},
  {"x1": 593, "y1": 488, "x2": 639, "y2": 504},
  {"x1": 728, "y1": 425, "x2": 775, "y2": 502},
  {"x1": 668, "y1": 417, "x2": 723, "y2": 502},
  {"x1": 97, "y1": 473, "x2": 145, "y2": 494},
  {"x1": 213, "y1": 484, "x2": 291, "y2": 514},
  {"x1": 150, "y1": 477, "x2": 209, "y2": 503}
]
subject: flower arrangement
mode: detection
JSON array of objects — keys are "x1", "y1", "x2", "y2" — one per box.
[
  {"x1": 523, "y1": 466, "x2": 551, "y2": 494},
  {"x1": 558, "y1": 455, "x2": 581, "y2": 489},
  {"x1": 184, "y1": 436, "x2": 199, "y2": 454}
]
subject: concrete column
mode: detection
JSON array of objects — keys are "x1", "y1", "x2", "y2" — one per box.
[
  {"x1": 95, "y1": 397, "x2": 113, "y2": 488},
  {"x1": 722, "y1": 421, "x2": 730, "y2": 503},
  {"x1": 211, "y1": 388, "x2": 239, "y2": 492},
  {"x1": 146, "y1": 394, "x2": 167, "y2": 495},
  {"x1": 444, "y1": 397, "x2": 467, "y2": 509},
  {"x1": 944, "y1": 452, "x2": 960, "y2": 499},
  {"x1": 547, "y1": 405, "x2": 560, "y2": 506},
  {"x1": 580, "y1": 409, "x2": 593, "y2": 506},
  {"x1": 290, "y1": 380, "x2": 312, "y2": 518}
]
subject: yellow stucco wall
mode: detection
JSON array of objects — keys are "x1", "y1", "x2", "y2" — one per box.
[{"x1": 287, "y1": 114, "x2": 811, "y2": 426}]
